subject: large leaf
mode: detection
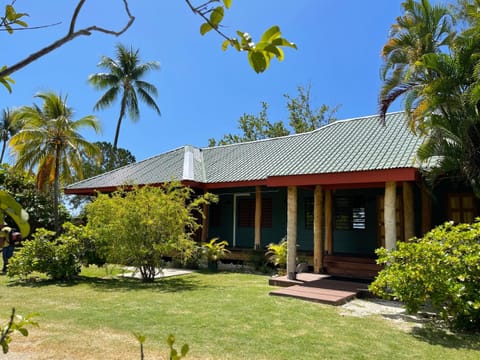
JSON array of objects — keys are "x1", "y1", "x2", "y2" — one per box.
[
  {"x1": 260, "y1": 25, "x2": 281, "y2": 43},
  {"x1": 210, "y1": 6, "x2": 224, "y2": 28},
  {"x1": 223, "y1": 0, "x2": 232, "y2": 9},
  {"x1": 248, "y1": 51, "x2": 268, "y2": 73},
  {"x1": 200, "y1": 22, "x2": 212, "y2": 36}
]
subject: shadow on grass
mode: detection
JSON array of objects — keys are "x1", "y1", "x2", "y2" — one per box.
[
  {"x1": 409, "y1": 323, "x2": 480, "y2": 351},
  {"x1": 6, "y1": 273, "x2": 207, "y2": 293}
]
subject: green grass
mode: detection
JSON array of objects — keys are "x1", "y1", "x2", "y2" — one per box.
[{"x1": 1, "y1": 267, "x2": 479, "y2": 359}]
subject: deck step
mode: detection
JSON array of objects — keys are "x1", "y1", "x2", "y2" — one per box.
[{"x1": 269, "y1": 276, "x2": 369, "y2": 305}]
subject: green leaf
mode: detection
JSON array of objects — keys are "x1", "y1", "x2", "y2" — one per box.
[
  {"x1": 210, "y1": 6, "x2": 224, "y2": 28},
  {"x1": 167, "y1": 334, "x2": 175, "y2": 346},
  {"x1": 200, "y1": 22, "x2": 212, "y2": 36},
  {"x1": 181, "y1": 343, "x2": 189, "y2": 356},
  {"x1": 248, "y1": 51, "x2": 268, "y2": 73},
  {"x1": 221, "y1": 39, "x2": 231, "y2": 51},
  {"x1": 260, "y1": 25, "x2": 281, "y2": 43},
  {"x1": 15, "y1": 20, "x2": 28, "y2": 28},
  {"x1": 5, "y1": 4, "x2": 15, "y2": 20},
  {"x1": 271, "y1": 37, "x2": 298, "y2": 49},
  {"x1": 223, "y1": 0, "x2": 232, "y2": 9}
]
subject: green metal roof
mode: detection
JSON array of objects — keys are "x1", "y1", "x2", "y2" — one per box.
[{"x1": 65, "y1": 112, "x2": 424, "y2": 192}]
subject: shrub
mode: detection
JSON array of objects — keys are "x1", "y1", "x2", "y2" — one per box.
[
  {"x1": 85, "y1": 183, "x2": 217, "y2": 282},
  {"x1": 7, "y1": 223, "x2": 98, "y2": 281},
  {"x1": 369, "y1": 220, "x2": 480, "y2": 332},
  {"x1": 266, "y1": 237, "x2": 287, "y2": 275}
]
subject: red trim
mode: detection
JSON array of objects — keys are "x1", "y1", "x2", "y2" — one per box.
[
  {"x1": 266, "y1": 168, "x2": 418, "y2": 187},
  {"x1": 64, "y1": 168, "x2": 419, "y2": 195}
]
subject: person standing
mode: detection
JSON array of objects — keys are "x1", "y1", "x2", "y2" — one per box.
[{"x1": 0, "y1": 223, "x2": 13, "y2": 273}]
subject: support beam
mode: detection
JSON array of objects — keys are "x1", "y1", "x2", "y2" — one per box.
[
  {"x1": 287, "y1": 186, "x2": 298, "y2": 280},
  {"x1": 254, "y1": 186, "x2": 262, "y2": 250},
  {"x1": 313, "y1": 185, "x2": 323, "y2": 273},
  {"x1": 403, "y1": 182, "x2": 415, "y2": 241},
  {"x1": 201, "y1": 203, "x2": 209, "y2": 243},
  {"x1": 384, "y1": 181, "x2": 397, "y2": 250},
  {"x1": 325, "y1": 190, "x2": 333, "y2": 255}
]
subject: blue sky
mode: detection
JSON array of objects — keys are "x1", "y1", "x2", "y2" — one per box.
[{"x1": 1, "y1": 0, "x2": 414, "y2": 162}]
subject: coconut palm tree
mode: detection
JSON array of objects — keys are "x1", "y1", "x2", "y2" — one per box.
[
  {"x1": 0, "y1": 108, "x2": 21, "y2": 164},
  {"x1": 89, "y1": 43, "x2": 161, "y2": 149},
  {"x1": 9, "y1": 91, "x2": 101, "y2": 232},
  {"x1": 379, "y1": 0, "x2": 454, "y2": 130}
]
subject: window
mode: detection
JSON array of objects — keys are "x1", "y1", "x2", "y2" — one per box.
[
  {"x1": 448, "y1": 193, "x2": 476, "y2": 223},
  {"x1": 304, "y1": 197, "x2": 314, "y2": 230},
  {"x1": 238, "y1": 198, "x2": 272, "y2": 228},
  {"x1": 335, "y1": 196, "x2": 366, "y2": 230}
]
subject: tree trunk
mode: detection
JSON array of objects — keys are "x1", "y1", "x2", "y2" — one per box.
[
  {"x1": 54, "y1": 147, "x2": 61, "y2": 235},
  {"x1": 384, "y1": 181, "x2": 397, "y2": 250},
  {"x1": 287, "y1": 186, "x2": 297, "y2": 280},
  {"x1": 254, "y1": 186, "x2": 262, "y2": 250}
]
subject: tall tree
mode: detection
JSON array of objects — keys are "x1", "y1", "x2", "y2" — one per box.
[
  {"x1": 0, "y1": 108, "x2": 21, "y2": 163},
  {"x1": 380, "y1": 0, "x2": 480, "y2": 195},
  {"x1": 285, "y1": 83, "x2": 339, "y2": 133},
  {"x1": 209, "y1": 84, "x2": 339, "y2": 146},
  {"x1": 89, "y1": 44, "x2": 161, "y2": 149},
  {"x1": 379, "y1": 0, "x2": 454, "y2": 131},
  {"x1": 9, "y1": 91, "x2": 101, "y2": 232}
]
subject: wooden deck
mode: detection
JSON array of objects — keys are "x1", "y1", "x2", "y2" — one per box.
[{"x1": 269, "y1": 274, "x2": 370, "y2": 306}]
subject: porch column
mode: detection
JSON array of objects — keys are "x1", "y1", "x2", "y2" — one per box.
[
  {"x1": 201, "y1": 203, "x2": 209, "y2": 243},
  {"x1": 421, "y1": 185, "x2": 432, "y2": 235},
  {"x1": 325, "y1": 189, "x2": 333, "y2": 255},
  {"x1": 384, "y1": 181, "x2": 397, "y2": 250},
  {"x1": 254, "y1": 186, "x2": 262, "y2": 250},
  {"x1": 313, "y1": 185, "x2": 324, "y2": 273},
  {"x1": 287, "y1": 186, "x2": 298, "y2": 280},
  {"x1": 403, "y1": 182, "x2": 415, "y2": 241}
]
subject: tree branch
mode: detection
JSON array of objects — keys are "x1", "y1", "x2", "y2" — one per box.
[
  {"x1": 0, "y1": 0, "x2": 135, "y2": 79},
  {"x1": 184, "y1": 0, "x2": 231, "y2": 42}
]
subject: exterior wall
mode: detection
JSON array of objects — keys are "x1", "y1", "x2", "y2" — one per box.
[
  {"x1": 207, "y1": 187, "x2": 287, "y2": 248},
  {"x1": 332, "y1": 188, "x2": 381, "y2": 257},
  {"x1": 296, "y1": 188, "x2": 315, "y2": 251}
]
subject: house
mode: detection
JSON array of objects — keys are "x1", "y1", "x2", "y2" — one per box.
[{"x1": 64, "y1": 112, "x2": 479, "y2": 279}]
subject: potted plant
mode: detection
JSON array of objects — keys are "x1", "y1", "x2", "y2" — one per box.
[{"x1": 201, "y1": 238, "x2": 230, "y2": 271}]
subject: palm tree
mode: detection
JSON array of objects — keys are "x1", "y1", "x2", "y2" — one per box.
[
  {"x1": 9, "y1": 91, "x2": 101, "y2": 232},
  {"x1": 88, "y1": 43, "x2": 161, "y2": 149},
  {"x1": 0, "y1": 108, "x2": 21, "y2": 164},
  {"x1": 379, "y1": 0, "x2": 454, "y2": 130}
]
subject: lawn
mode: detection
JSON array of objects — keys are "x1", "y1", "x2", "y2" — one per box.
[{"x1": 1, "y1": 267, "x2": 479, "y2": 359}]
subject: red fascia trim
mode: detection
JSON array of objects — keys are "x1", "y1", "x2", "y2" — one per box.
[
  {"x1": 64, "y1": 181, "x2": 206, "y2": 196},
  {"x1": 266, "y1": 168, "x2": 418, "y2": 187}
]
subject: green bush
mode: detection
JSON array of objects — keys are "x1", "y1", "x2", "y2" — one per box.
[
  {"x1": 7, "y1": 223, "x2": 100, "y2": 281},
  {"x1": 370, "y1": 220, "x2": 480, "y2": 332},
  {"x1": 266, "y1": 237, "x2": 287, "y2": 275}
]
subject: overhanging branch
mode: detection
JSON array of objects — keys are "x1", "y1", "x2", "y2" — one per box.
[{"x1": 0, "y1": 0, "x2": 135, "y2": 79}]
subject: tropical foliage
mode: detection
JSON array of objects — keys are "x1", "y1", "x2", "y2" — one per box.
[
  {"x1": 0, "y1": 108, "x2": 21, "y2": 163},
  {"x1": 209, "y1": 84, "x2": 339, "y2": 146},
  {"x1": 370, "y1": 219, "x2": 480, "y2": 332},
  {"x1": 379, "y1": 0, "x2": 480, "y2": 195},
  {"x1": 7, "y1": 223, "x2": 99, "y2": 280},
  {"x1": 85, "y1": 184, "x2": 217, "y2": 282},
  {"x1": 9, "y1": 92, "x2": 100, "y2": 232},
  {"x1": 89, "y1": 43, "x2": 161, "y2": 149},
  {"x1": 0, "y1": 164, "x2": 69, "y2": 232}
]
